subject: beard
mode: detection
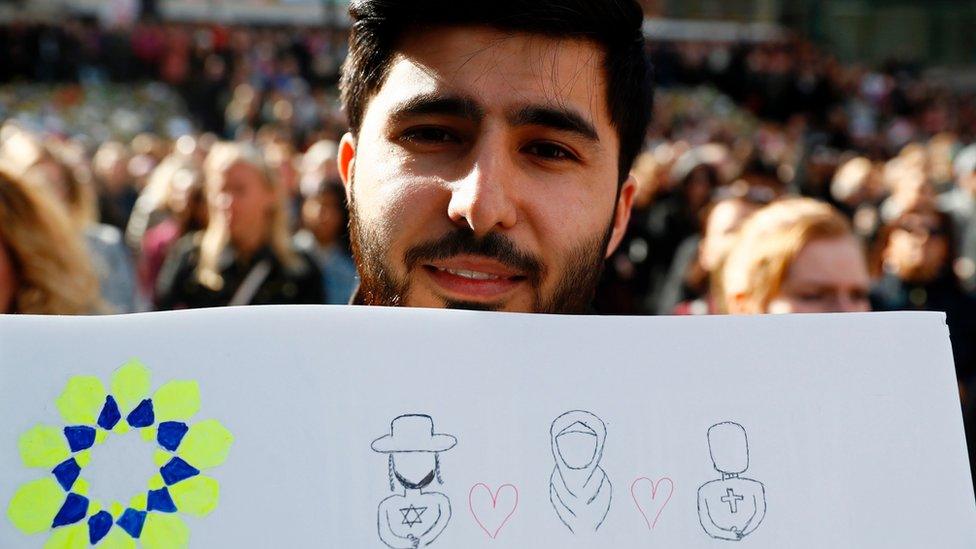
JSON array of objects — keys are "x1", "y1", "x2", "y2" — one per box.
[{"x1": 348, "y1": 186, "x2": 613, "y2": 314}]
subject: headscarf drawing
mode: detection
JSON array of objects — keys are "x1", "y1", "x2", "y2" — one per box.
[{"x1": 548, "y1": 410, "x2": 612, "y2": 533}]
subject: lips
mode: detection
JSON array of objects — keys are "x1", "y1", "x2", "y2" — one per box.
[{"x1": 423, "y1": 256, "x2": 528, "y2": 301}]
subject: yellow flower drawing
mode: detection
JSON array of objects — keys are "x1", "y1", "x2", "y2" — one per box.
[{"x1": 7, "y1": 360, "x2": 233, "y2": 548}]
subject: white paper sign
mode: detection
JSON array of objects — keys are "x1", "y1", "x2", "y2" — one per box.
[{"x1": 1, "y1": 307, "x2": 974, "y2": 548}]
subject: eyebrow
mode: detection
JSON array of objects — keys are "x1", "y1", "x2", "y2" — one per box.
[
  {"x1": 508, "y1": 105, "x2": 600, "y2": 143},
  {"x1": 388, "y1": 92, "x2": 485, "y2": 124},
  {"x1": 388, "y1": 92, "x2": 600, "y2": 144}
]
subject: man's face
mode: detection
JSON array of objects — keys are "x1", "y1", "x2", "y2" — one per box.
[{"x1": 339, "y1": 27, "x2": 635, "y2": 312}]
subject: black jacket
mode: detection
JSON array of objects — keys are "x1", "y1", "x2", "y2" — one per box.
[{"x1": 156, "y1": 233, "x2": 324, "y2": 310}]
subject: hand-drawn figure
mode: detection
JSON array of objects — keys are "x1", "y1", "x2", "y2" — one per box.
[
  {"x1": 549, "y1": 410, "x2": 612, "y2": 533},
  {"x1": 373, "y1": 414, "x2": 457, "y2": 549},
  {"x1": 697, "y1": 422, "x2": 766, "y2": 541}
]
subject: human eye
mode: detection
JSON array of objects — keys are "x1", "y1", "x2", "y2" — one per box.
[
  {"x1": 850, "y1": 288, "x2": 870, "y2": 303},
  {"x1": 795, "y1": 289, "x2": 826, "y2": 302},
  {"x1": 399, "y1": 126, "x2": 459, "y2": 145},
  {"x1": 522, "y1": 141, "x2": 579, "y2": 162}
]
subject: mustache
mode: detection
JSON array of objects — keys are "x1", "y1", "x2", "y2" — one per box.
[{"x1": 404, "y1": 230, "x2": 544, "y2": 283}]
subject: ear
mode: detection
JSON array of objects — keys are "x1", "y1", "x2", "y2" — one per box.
[
  {"x1": 605, "y1": 174, "x2": 637, "y2": 259},
  {"x1": 338, "y1": 132, "x2": 357, "y2": 203}
]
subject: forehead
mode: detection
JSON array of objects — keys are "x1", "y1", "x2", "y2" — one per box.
[
  {"x1": 788, "y1": 237, "x2": 868, "y2": 286},
  {"x1": 363, "y1": 26, "x2": 613, "y2": 133}
]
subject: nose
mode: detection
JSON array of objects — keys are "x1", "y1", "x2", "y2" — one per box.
[{"x1": 447, "y1": 147, "x2": 518, "y2": 238}]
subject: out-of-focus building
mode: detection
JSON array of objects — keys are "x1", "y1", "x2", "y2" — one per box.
[
  {"x1": 645, "y1": 0, "x2": 976, "y2": 67},
  {"x1": 6, "y1": 0, "x2": 975, "y2": 68}
]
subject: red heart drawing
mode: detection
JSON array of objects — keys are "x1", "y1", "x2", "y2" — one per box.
[
  {"x1": 631, "y1": 477, "x2": 675, "y2": 530},
  {"x1": 468, "y1": 483, "x2": 519, "y2": 539}
]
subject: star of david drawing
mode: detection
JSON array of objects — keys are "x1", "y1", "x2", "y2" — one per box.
[{"x1": 399, "y1": 505, "x2": 428, "y2": 527}]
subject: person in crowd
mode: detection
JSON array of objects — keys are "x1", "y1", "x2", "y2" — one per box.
[
  {"x1": 940, "y1": 144, "x2": 976, "y2": 290},
  {"x1": 92, "y1": 141, "x2": 139, "y2": 230},
  {"x1": 736, "y1": 153, "x2": 787, "y2": 196},
  {"x1": 138, "y1": 163, "x2": 208, "y2": 302},
  {"x1": 663, "y1": 186, "x2": 769, "y2": 315},
  {"x1": 299, "y1": 139, "x2": 341, "y2": 197},
  {"x1": 870, "y1": 208, "x2": 976, "y2": 386},
  {"x1": 0, "y1": 166, "x2": 101, "y2": 315},
  {"x1": 1, "y1": 129, "x2": 137, "y2": 313},
  {"x1": 721, "y1": 198, "x2": 871, "y2": 314},
  {"x1": 155, "y1": 142, "x2": 322, "y2": 309},
  {"x1": 880, "y1": 152, "x2": 937, "y2": 224},
  {"x1": 830, "y1": 156, "x2": 885, "y2": 239},
  {"x1": 125, "y1": 152, "x2": 199, "y2": 250},
  {"x1": 594, "y1": 150, "x2": 670, "y2": 314},
  {"x1": 639, "y1": 148, "x2": 722, "y2": 310},
  {"x1": 294, "y1": 180, "x2": 357, "y2": 305}
]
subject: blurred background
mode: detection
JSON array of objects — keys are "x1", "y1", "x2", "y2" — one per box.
[{"x1": 2, "y1": 0, "x2": 976, "y2": 480}]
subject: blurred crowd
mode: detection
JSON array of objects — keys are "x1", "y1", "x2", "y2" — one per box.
[
  {"x1": 3, "y1": 19, "x2": 976, "y2": 434},
  {"x1": 0, "y1": 18, "x2": 349, "y2": 141}
]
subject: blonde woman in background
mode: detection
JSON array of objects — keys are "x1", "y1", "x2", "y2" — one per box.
[
  {"x1": 0, "y1": 167, "x2": 100, "y2": 314},
  {"x1": 155, "y1": 142, "x2": 322, "y2": 309},
  {"x1": 0, "y1": 126, "x2": 137, "y2": 312},
  {"x1": 720, "y1": 198, "x2": 871, "y2": 314}
]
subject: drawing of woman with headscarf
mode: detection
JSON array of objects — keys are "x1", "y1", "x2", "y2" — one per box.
[{"x1": 548, "y1": 410, "x2": 612, "y2": 533}]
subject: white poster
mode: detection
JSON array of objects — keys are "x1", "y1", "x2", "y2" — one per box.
[{"x1": 1, "y1": 307, "x2": 974, "y2": 547}]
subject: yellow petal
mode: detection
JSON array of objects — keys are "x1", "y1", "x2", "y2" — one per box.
[
  {"x1": 128, "y1": 493, "x2": 147, "y2": 511},
  {"x1": 168, "y1": 475, "x2": 219, "y2": 517},
  {"x1": 140, "y1": 513, "x2": 190, "y2": 549},
  {"x1": 111, "y1": 360, "x2": 152, "y2": 412},
  {"x1": 147, "y1": 473, "x2": 165, "y2": 490},
  {"x1": 109, "y1": 502, "x2": 124, "y2": 519},
  {"x1": 18, "y1": 424, "x2": 70, "y2": 468},
  {"x1": 7, "y1": 478, "x2": 65, "y2": 534},
  {"x1": 74, "y1": 450, "x2": 92, "y2": 468},
  {"x1": 43, "y1": 522, "x2": 88, "y2": 549},
  {"x1": 56, "y1": 376, "x2": 106, "y2": 425},
  {"x1": 177, "y1": 420, "x2": 233, "y2": 469},
  {"x1": 72, "y1": 478, "x2": 89, "y2": 497},
  {"x1": 152, "y1": 381, "x2": 201, "y2": 422},
  {"x1": 140, "y1": 427, "x2": 157, "y2": 442}
]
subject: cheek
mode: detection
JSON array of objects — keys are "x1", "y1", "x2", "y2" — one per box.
[
  {"x1": 765, "y1": 297, "x2": 798, "y2": 314},
  {"x1": 354, "y1": 164, "x2": 448, "y2": 245},
  {"x1": 529, "y1": 183, "x2": 613, "y2": 258}
]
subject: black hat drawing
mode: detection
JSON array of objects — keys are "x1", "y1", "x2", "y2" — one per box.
[{"x1": 372, "y1": 414, "x2": 458, "y2": 453}]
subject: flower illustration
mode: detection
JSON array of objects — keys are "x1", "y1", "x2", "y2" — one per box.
[{"x1": 6, "y1": 360, "x2": 233, "y2": 548}]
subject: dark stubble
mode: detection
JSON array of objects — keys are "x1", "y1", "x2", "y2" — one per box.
[{"x1": 348, "y1": 185, "x2": 613, "y2": 314}]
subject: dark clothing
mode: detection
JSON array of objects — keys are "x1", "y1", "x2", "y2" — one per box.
[
  {"x1": 870, "y1": 272, "x2": 976, "y2": 385},
  {"x1": 641, "y1": 194, "x2": 701, "y2": 311},
  {"x1": 654, "y1": 234, "x2": 702, "y2": 315},
  {"x1": 155, "y1": 233, "x2": 323, "y2": 310}
]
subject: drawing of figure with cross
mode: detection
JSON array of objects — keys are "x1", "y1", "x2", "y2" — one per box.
[{"x1": 697, "y1": 421, "x2": 767, "y2": 541}]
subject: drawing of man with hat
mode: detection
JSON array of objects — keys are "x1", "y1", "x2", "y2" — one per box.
[{"x1": 372, "y1": 414, "x2": 457, "y2": 548}]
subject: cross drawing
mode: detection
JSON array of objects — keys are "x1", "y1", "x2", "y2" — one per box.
[{"x1": 721, "y1": 488, "x2": 744, "y2": 513}]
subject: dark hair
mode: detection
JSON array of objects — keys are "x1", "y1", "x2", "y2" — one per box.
[
  {"x1": 340, "y1": 0, "x2": 653, "y2": 184},
  {"x1": 869, "y1": 208, "x2": 958, "y2": 280}
]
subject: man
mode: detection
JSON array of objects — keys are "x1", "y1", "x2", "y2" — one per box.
[{"x1": 337, "y1": 0, "x2": 653, "y2": 313}]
